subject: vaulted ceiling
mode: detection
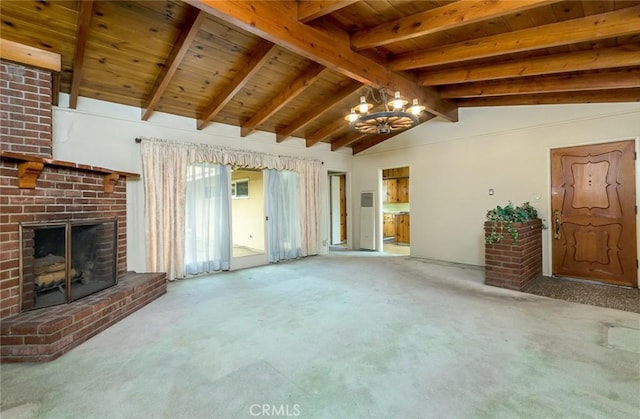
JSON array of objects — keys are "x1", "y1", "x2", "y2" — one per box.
[{"x1": 1, "y1": 1, "x2": 639, "y2": 154}]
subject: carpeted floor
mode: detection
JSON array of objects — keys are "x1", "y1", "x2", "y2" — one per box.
[
  {"x1": 1, "y1": 252, "x2": 639, "y2": 418},
  {"x1": 525, "y1": 276, "x2": 639, "y2": 313}
]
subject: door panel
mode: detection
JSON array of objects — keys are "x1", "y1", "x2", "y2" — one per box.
[
  {"x1": 551, "y1": 140, "x2": 637, "y2": 287},
  {"x1": 339, "y1": 174, "x2": 347, "y2": 242}
]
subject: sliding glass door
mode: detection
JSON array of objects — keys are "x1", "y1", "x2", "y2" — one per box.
[
  {"x1": 184, "y1": 166, "x2": 304, "y2": 273},
  {"x1": 230, "y1": 169, "x2": 268, "y2": 270}
]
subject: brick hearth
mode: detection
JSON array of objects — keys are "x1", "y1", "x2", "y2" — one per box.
[{"x1": 1, "y1": 272, "x2": 167, "y2": 363}]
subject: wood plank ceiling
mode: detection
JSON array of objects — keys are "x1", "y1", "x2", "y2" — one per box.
[{"x1": 1, "y1": 1, "x2": 639, "y2": 154}]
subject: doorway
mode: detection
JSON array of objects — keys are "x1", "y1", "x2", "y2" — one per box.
[
  {"x1": 381, "y1": 166, "x2": 410, "y2": 255},
  {"x1": 231, "y1": 168, "x2": 267, "y2": 269},
  {"x1": 550, "y1": 140, "x2": 637, "y2": 287},
  {"x1": 329, "y1": 172, "x2": 348, "y2": 251}
]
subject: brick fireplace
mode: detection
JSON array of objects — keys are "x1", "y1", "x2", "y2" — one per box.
[{"x1": 1, "y1": 59, "x2": 166, "y2": 362}]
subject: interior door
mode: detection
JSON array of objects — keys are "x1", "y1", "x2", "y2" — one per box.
[
  {"x1": 330, "y1": 175, "x2": 341, "y2": 245},
  {"x1": 339, "y1": 174, "x2": 347, "y2": 242},
  {"x1": 551, "y1": 140, "x2": 637, "y2": 287}
]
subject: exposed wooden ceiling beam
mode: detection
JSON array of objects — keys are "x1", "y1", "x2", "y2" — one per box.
[
  {"x1": 142, "y1": 9, "x2": 205, "y2": 121},
  {"x1": 297, "y1": 0, "x2": 358, "y2": 23},
  {"x1": 197, "y1": 41, "x2": 276, "y2": 130},
  {"x1": 241, "y1": 62, "x2": 326, "y2": 137},
  {"x1": 419, "y1": 44, "x2": 640, "y2": 86},
  {"x1": 330, "y1": 132, "x2": 368, "y2": 151},
  {"x1": 440, "y1": 68, "x2": 640, "y2": 98},
  {"x1": 69, "y1": 0, "x2": 93, "y2": 109},
  {"x1": 189, "y1": 0, "x2": 458, "y2": 122},
  {"x1": 0, "y1": 39, "x2": 61, "y2": 72},
  {"x1": 276, "y1": 80, "x2": 362, "y2": 143},
  {"x1": 389, "y1": 5, "x2": 640, "y2": 71},
  {"x1": 351, "y1": 0, "x2": 556, "y2": 51},
  {"x1": 457, "y1": 88, "x2": 640, "y2": 107},
  {"x1": 306, "y1": 117, "x2": 349, "y2": 147}
]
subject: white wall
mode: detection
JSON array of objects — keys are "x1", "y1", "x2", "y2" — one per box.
[
  {"x1": 51, "y1": 94, "x2": 353, "y2": 272},
  {"x1": 352, "y1": 103, "x2": 640, "y2": 276}
]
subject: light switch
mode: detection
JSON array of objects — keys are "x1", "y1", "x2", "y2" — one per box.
[{"x1": 488, "y1": 188, "x2": 494, "y2": 196}]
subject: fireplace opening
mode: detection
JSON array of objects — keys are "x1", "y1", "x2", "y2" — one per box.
[{"x1": 20, "y1": 218, "x2": 118, "y2": 311}]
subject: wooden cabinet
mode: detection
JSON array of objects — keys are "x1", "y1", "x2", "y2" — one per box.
[
  {"x1": 383, "y1": 213, "x2": 395, "y2": 238},
  {"x1": 384, "y1": 178, "x2": 409, "y2": 203},
  {"x1": 396, "y1": 178, "x2": 409, "y2": 203},
  {"x1": 395, "y1": 214, "x2": 410, "y2": 244},
  {"x1": 382, "y1": 167, "x2": 409, "y2": 178},
  {"x1": 385, "y1": 179, "x2": 397, "y2": 202}
]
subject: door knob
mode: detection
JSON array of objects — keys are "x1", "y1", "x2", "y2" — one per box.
[{"x1": 553, "y1": 209, "x2": 561, "y2": 240}]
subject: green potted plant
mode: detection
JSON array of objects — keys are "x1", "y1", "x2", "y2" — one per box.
[
  {"x1": 484, "y1": 201, "x2": 543, "y2": 291},
  {"x1": 485, "y1": 201, "x2": 539, "y2": 244}
]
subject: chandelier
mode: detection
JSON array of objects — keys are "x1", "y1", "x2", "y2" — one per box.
[{"x1": 345, "y1": 87, "x2": 426, "y2": 135}]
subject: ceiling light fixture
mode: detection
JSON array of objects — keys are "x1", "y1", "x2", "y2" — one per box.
[{"x1": 345, "y1": 87, "x2": 425, "y2": 135}]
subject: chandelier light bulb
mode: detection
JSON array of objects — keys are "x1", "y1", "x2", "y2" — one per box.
[
  {"x1": 345, "y1": 109, "x2": 359, "y2": 122},
  {"x1": 358, "y1": 96, "x2": 370, "y2": 114},
  {"x1": 409, "y1": 98, "x2": 425, "y2": 116},
  {"x1": 391, "y1": 91, "x2": 407, "y2": 110}
]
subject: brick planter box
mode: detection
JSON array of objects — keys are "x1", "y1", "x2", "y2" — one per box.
[{"x1": 484, "y1": 219, "x2": 543, "y2": 291}]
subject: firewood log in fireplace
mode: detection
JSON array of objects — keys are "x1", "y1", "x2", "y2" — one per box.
[
  {"x1": 35, "y1": 269, "x2": 77, "y2": 287},
  {"x1": 34, "y1": 254, "x2": 64, "y2": 269},
  {"x1": 33, "y1": 254, "x2": 76, "y2": 287},
  {"x1": 34, "y1": 261, "x2": 65, "y2": 275}
]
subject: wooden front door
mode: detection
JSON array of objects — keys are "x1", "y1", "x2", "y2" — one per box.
[
  {"x1": 551, "y1": 140, "x2": 637, "y2": 287},
  {"x1": 339, "y1": 174, "x2": 347, "y2": 242}
]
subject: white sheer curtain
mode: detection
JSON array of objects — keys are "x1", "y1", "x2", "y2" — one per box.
[
  {"x1": 140, "y1": 141, "x2": 188, "y2": 280},
  {"x1": 184, "y1": 163, "x2": 231, "y2": 274},
  {"x1": 265, "y1": 169, "x2": 302, "y2": 262}
]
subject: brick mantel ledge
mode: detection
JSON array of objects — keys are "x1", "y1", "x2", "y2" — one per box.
[{"x1": 0, "y1": 151, "x2": 139, "y2": 191}]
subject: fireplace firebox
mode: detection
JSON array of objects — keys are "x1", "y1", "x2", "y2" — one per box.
[{"x1": 20, "y1": 218, "x2": 118, "y2": 311}]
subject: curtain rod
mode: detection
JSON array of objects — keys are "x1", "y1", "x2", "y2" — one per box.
[{"x1": 134, "y1": 137, "x2": 323, "y2": 164}]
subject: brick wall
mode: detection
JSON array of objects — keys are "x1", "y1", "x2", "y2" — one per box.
[
  {"x1": 484, "y1": 219, "x2": 543, "y2": 291},
  {"x1": 0, "y1": 60, "x2": 53, "y2": 159}
]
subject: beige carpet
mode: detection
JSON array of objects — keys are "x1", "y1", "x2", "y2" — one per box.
[{"x1": 2, "y1": 252, "x2": 638, "y2": 418}]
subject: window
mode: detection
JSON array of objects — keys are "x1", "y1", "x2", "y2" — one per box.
[{"x1": 232, "y1": 179, "x2": 249, "y2": 199}]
